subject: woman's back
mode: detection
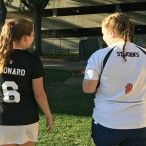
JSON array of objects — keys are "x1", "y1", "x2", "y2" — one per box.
[{"x1": 0, "y1": 49, "x2": 43, "y2": 125}]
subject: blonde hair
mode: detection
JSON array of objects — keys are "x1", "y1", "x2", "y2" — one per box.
[
  {"x1": 102, "y1": 13, "x2": 134, "y2": 61},
  {"x1": 0, "y1": 18, "x2": 33, "y2": 73}
]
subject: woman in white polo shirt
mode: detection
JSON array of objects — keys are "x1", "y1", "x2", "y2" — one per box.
[{"x1": 83, "y1": 12, "x2": 146, "y2": 146}]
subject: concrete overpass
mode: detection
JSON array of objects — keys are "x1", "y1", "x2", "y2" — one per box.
[{"x1": 4, "y1": 0, "x2": 146, "y2": 55}]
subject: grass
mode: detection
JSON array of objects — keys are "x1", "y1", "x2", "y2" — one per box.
[
  {"x1": 37, "y1": 114, "x2": 94, "y2": 146},
  {"x1": 36, "y1": 68, "x2": 95, "y2": 146},
  {"x1": 42, "y1": 51, "x2": 79, "y2": 58},
  {"x1": 42, "y1": 51, "x2": 80, "y2": 62}
]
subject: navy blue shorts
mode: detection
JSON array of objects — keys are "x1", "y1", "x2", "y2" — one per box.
[{"x1": 91, "y1": 120, "x2": 146, "y2": 146}]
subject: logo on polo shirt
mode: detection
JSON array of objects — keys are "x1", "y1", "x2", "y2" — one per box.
[
  {"x1": 117, "y1": 52, "x2": 139, "y2": 57},
  {"x1": 125, "y1": 83, "x2": 133, "y2": 94}
]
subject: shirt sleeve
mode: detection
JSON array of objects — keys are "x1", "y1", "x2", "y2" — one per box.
[
  {"x1": 32, "y1": 56, "x2": 44, "y2": 79},
  {"x1": 84, "y1": 51, "x2": 102, "y2": 80}
]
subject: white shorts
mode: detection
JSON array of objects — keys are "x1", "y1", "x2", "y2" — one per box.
[{"x1": 0, "y1": 122, "x2": 39, "y2": 145}]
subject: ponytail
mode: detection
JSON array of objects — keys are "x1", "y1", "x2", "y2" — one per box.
[
  {"x1": 0, "y1": 22, "x2": 13, "y2": 73},
  {"x1": 0, "y1": 18, "x2": 33, "y2": 73},
  {"x1": 122, "y1": 29, "x2": 128, "y2": 62}
]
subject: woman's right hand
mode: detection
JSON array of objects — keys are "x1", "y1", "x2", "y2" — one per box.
[{"x1": 46, "y1": 116, "x2": 54, "y2": 133}]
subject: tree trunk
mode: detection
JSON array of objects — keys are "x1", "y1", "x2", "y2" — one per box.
[
  {"x1": 0, "y1": 0, "x2": 7, "y2": 27},
  {"x1": 21, "y1": 0, "x2": 50, "y2": 56},
  {"x1": 33, "y1": 6, "x2": 42, "y2": 56}
]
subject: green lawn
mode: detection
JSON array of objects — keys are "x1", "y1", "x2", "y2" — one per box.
[
  {"x1": 42, "y1": 51, "x2": 80, "y2": 62},
  {"x1": 36, "y1": 68, "x2": 95, "y2": 146}
]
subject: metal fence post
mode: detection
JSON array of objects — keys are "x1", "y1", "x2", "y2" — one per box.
[{"x1": 67, "y1": 48, "x2": 69, "y2": 60}]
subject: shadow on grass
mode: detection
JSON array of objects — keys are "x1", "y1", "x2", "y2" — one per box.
[{"x1": 43, "y1": 68, "x2": 94, "y2": 117}]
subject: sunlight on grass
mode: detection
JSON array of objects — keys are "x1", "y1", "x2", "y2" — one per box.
[{"x1": 36, "y1": 114, "x2": 95, "y2": 146}]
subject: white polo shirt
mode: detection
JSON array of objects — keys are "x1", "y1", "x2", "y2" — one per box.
[{"x1": 84, "y1": 42, "x2": 146, "y2": 129}]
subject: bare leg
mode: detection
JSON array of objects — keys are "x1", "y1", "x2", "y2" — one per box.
[
  {"x1": 0, "y1": 145, "x2": 15, "y2": 146},
  {"x1": 17, "y1": 142, "x2": 35, "y2": 146}
]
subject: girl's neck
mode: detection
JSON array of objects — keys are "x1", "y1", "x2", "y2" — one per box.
[
  {"x1": 113, "y1": 38, "x2": 125, "y2": 44},
  {"x1": 108, "y1": 37, "x2": 126, "y2": 46},
  {"x1": 13, "y1": 42, "x2": 24, "y2": 50}
]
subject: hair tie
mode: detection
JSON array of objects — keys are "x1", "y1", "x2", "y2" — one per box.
[{"x1": 9, "y1": 21, "x2": 13, "y2": 28}]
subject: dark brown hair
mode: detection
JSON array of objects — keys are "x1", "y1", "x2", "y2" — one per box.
[{"x1": 0, "y1": 18, "x2": 33, "y2": 73}]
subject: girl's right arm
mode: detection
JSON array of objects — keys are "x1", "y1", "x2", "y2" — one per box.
[{"x1": 32, "y1": 77, "x2": 54, "y2": 132}]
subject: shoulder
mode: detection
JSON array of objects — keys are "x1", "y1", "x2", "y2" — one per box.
[
  {"x1": 125, "y1": 42, "x2": 145, "y2": 50},
  {"x1": 24, "y1": 51, "x2": 41, "y2": 61},
  {"x1": 24, "y1": 50, "x2": 37, "y2": 58},
  {"x1": 94, "y1": 46, "x2": 113, "y2": 55},
  {"x1": 126, "y1": 43, "x2": 146, "y2": 55},
  {"x1": 135, "y1": 44, "x2": 146, "y2": 53},
  {"x1": 89, "y1": 47, "x2": 112, "y2": 61},
  {"x1": 22, "y1": 51, "x2": 43, "y2": 69}
]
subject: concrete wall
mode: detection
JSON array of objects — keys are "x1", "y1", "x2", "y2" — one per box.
[
  {"x1": 5, "y1": 0, "x2": 146, "y2": 29},
  {"x1": 41, "y1": 11, "x2": 146, "y2": 30},
  {"x1": 46, "y1": 0, "x2": 146, "y2": 9},
  {"x1": 5, "y1": 0, "x2": 146, "y2": 10},
  {"x1": 4, "y1": 0, "x2": 146, "y2": 52}
]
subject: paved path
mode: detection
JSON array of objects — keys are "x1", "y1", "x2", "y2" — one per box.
[
  {"x1": 41, "y1": 58, "x2": 87, "y2": 85},
  {"x1": 42, "y1": 59, "x2": 87, "y2": 71}
]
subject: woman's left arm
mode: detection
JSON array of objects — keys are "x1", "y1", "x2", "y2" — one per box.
[{"x1": 82, "y1": 79, "x2": 98, "y2": 93}]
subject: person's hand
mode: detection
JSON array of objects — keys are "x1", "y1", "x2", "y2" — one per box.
[{"x1": 46, "y1": 116, "x2": 54, "y2": 133}]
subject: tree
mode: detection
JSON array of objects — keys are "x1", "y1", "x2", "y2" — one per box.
[
  {"x1": 21, "y1": 0, "x2": 50, "y2": 55},
  {"x1": 0, "y1": 0, "x2": 7, "y2": 28}
]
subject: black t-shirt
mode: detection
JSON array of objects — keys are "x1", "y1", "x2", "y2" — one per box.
[{"x1": 0, "y1": 49, "x2": 44, "y2": 125}]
